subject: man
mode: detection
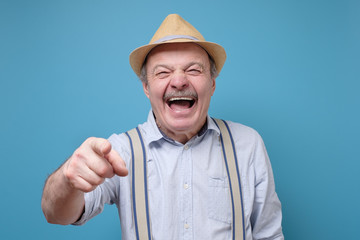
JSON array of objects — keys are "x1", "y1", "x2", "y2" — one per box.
[{"x1": 42, "y1": 14, "x2": 284, "y2": 240}]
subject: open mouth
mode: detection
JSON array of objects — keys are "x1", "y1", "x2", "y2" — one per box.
[{"x1": 166, "y1": 97, "x2": 196, "y2": 111}]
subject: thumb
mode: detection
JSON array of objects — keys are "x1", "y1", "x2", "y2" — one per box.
[{"x1": 105, "y1": 149, "x2": 128, "y2": 177}]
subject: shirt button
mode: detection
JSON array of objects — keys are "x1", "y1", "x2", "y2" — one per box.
[
  {"x1": 184, "y1": 183, "x2": 189, "y2": 189},
  {"x1": 184, "y1": 223, "x2": 190, "y2": 229},
  {"x1": 184, "y1": 144, "x2": 189, "y2": 150}
]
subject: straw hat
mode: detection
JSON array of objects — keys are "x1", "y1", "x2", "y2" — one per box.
[{"x1": 129, "y1": 14, "x2": 226, "y2": 77}]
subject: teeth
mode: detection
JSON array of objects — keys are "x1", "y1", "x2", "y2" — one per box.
[{"x1": 169, "y1": 97, "x2": 193, "y2": 102}]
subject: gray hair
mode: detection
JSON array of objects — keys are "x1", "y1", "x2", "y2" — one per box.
[{"x1": 139, "y1": 54, "x2": 219, "y2": 84}]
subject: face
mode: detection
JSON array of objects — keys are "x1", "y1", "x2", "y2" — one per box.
[{"x1": 142, "y1": 43, "x2": 216, "y2": 143}]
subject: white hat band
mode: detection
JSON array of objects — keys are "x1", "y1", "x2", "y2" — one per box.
[{"x1": 153, "y1": 35, "x2": 199, "y2": 44}]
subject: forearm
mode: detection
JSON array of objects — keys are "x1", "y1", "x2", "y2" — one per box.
[{"x1": 41, "y1": 164, "x2": 85, "y2": 225}]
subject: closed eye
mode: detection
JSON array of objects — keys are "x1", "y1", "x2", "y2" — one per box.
[
  {"x1": 187, "y1": 68, "x2": 202, "y2": 76},
  {"x1": 155, "y1": 71, "x2": 170, "y2": 78},
  {"x1": 186, "y1": 62, "x2": 204, "y2": 76}
]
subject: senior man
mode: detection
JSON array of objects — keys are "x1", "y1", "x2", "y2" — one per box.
[{"x1": 42, "y1": 14, "x2": 284, "y2": 240}]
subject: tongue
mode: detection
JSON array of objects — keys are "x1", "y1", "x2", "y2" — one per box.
[{"x1": 170, "y1": 100, "x2": 191, "y2": 110}]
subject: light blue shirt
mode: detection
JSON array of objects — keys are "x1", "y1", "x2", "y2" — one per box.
[{"x1": 75, "y1": 111, "x2": 284, "y2": 240}]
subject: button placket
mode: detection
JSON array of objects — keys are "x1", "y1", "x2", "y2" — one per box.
[{"x1": 182, "y1": 143, "x2": 193, "y2": 239}]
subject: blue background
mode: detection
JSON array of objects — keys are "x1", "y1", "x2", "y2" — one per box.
[{"x1": 1, "y1": 0, "x2": 359, "y2": 239}]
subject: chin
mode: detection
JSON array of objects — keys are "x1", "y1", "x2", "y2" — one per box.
[{"x1": 167, "y1": 117, "x2": 200, "y2": 132}]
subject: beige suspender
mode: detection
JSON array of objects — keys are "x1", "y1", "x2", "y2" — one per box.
[
  {"x1": 213, "y1": 118, "x2": 245, "y2": 240},
  {"x1": 126, "y1": 119, "x2": 245, "y2": 240},
  {"x1": 126, "y1": 128, "x2": 152, "y2": 240}
]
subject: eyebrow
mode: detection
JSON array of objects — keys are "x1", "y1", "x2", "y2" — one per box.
[
  {"x1": 150, "y1": 61, "x2": 206, "y2": 75},
  {"x1": 185, "y1": 62, "x2": 205, "y2": 70},
  {"x1": 151, "y1": 64, "x2": 173, "y2": 74}
]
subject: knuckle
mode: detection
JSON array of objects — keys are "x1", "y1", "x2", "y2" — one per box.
[
  {"x1": 63, "y1": 161, "x2": 77, "y2": 181},
  {"x1": 73, "y1": 149, "x2": 86, "y2": 161},
  {"x1": 66, "y1": 158, "x2": 82, "y2": 174},
  {"x1": 64, "y1": 169, "x2": 74, "y2": 181},
  {"x1": 86, "y1": 136, "x2": 97, "y2": 144}
]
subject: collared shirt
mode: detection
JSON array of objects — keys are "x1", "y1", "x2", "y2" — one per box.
[{"x1": 75, "y1": 111, "x2": 284, "y2": 240}]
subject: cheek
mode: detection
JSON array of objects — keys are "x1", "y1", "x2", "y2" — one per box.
[
  {"x1": 147, "y1": 85, "x2": 167, "y2": 108},
  {"x1": 198, "y1": 82, "x2": 215, "y2": 100}
]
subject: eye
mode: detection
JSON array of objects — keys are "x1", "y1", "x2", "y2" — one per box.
[
  {"x1": 155, "y1": 70, "x2": 170, "y2": 78},
  {"x1": 187, "y1": 68, "x2": 202, "y2": 75}
]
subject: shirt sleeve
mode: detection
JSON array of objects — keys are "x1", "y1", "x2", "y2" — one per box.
[
  {"x1": 72, "y1": 176, "x2": 120, "y2": 226},
  {"x1": 250, "y1": 133, "x2": 284, "y2": 240}
]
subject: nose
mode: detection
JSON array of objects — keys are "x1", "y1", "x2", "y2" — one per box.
[{"x1": 170, "y1": 71, "x2": 189, "y2": 90}]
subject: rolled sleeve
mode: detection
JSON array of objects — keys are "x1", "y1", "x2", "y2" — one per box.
[{"x1": 72, "y1": 190, "x2": 102, "y2": 226}]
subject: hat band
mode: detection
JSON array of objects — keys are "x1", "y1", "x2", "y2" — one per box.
[{"x1": 152, "y1": 35, "x2": 199, "y2": 44}]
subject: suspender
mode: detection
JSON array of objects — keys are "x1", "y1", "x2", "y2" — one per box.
[
  {"x1": 125, "y1": 119, "x2": 245, "y2": 240},
  {"x1": 125, "y1": 128, "x2": 152, "y2": 240},
  {"x1": 213, "y1": 118, "x2": 246, "y2": 240}
]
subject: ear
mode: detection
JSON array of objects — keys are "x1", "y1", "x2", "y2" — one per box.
[
  {"x1": 142, "y1": 82, "x2": 150, "y2": 98},
  {"x1": 211, "y1": 78, "x2": 216, "y2": 96}
]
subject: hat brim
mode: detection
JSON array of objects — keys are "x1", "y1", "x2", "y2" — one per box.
[{"x1": 129, "y1": 39, "x2": 226, "y2": 77}]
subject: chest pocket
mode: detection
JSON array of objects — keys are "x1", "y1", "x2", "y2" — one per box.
[{"x1": 208, "y1": 177, "x2": 232, "y2": 224}]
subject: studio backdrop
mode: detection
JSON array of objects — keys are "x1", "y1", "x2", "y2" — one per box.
[{"x1": 1, "y1": 1, "x2": 359, "y2": 239}]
